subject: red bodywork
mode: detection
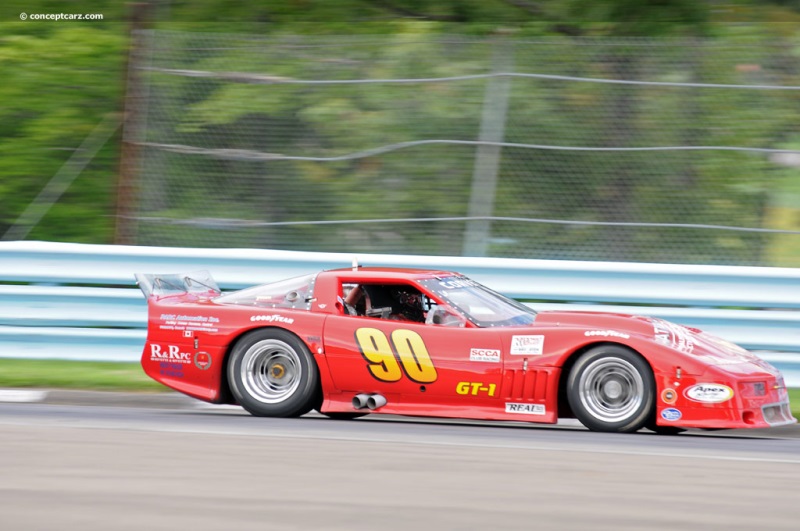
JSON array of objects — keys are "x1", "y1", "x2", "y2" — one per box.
[{"x1": 139, "y1": 267, "x2": 795, "y2": 430}]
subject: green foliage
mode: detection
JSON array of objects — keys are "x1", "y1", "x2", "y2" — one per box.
[
  {"x1": 0, "y1": 16, "x2": 125, "y2": 241},
  {"x1": 1, "y1": 1, "x2": 799, "y2": 264},
  {"x1": 0, "y1": 359, "x2": 163, "y2": 391}
]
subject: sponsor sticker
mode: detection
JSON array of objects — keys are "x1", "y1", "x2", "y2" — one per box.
[
  {"x1": 652, "y1": 319, "x2": 694, "y2": 353},
  {"x1": 159, "y1": 362, "x2": 184, "y2": 379},
  {"x1": 584, "y1": 330, "x2": 630, "y2": 339},
  {"x1": 158, "y1": 313, "x2": 220, "y2": 333},
  {"x1": 684, "y1": 383, "x2": 734, "y2": 403},
  {"x1": 250, "y1": 314, "x2": 295, "y2": 324},
  {"x1": 505, "y1": 402, "x2": 546, "y2": 415},
  {"x1": 510, "y1": 335, "x2": 545, "y2": 355},
  {"x1": 661, "y1": 388, "x2": 678, "y2": 405},
  {"x1": 661, "y1": 408, "x2": 682, "y2": 421},
  {"x1": 470, "y1": 348, "x2": 500, "y2": 363},
  {"x1": 150, "y1": 344, "x2": 192, "y2": 364},
  {"x1": 439, "y1": 277, "x2": 479, "y2": 289},
  {"x1": 194, "y1": 352, "x2": 212, "y2": 371}
]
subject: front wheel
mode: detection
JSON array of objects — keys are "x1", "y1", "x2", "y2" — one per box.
[
  {"x1": 566, "y1": 345, "x2": 654, "y2": 433},
  {"x1": 228, "y1": 329, "x2": 319, "y2": 417}
]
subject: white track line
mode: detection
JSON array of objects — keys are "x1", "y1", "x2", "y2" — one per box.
[{"x1": 0, "y1": 389, "x2": 48, "y2": 403}]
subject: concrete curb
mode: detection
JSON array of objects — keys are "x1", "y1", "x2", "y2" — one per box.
[{"x1": 0, "y1": 388, "x2": 201, "y2": 409}]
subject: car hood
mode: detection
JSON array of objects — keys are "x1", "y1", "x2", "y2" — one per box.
[{"x1": 535, "y1": 310, "x2": 777, "y2": 373}]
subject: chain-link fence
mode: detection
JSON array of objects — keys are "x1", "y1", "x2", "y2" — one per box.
[{"x1": 123, "y1": 31, "x2": 800, "y2": 266}]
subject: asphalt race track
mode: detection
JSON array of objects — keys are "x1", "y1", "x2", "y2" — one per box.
[{"x1": 1, "y1": 394, "x2": 799, "y2": 530}]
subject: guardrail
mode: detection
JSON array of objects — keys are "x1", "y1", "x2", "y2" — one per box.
[{"x1": 1, "y1": 241, "x2": 799, "y2": 385}]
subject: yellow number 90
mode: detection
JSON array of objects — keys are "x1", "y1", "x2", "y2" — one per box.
[{"x1": 355, "y1": 328, "x2": 438, "y2": 384}]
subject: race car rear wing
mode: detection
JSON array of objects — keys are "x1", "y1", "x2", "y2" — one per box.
[{"x1": 134, "y1": 270, "x2": 221, "y2": 299}]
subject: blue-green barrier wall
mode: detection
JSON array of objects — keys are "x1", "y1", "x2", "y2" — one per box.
[{"x1": 1, "y1": 241, "x2": 798, "y2": 385}]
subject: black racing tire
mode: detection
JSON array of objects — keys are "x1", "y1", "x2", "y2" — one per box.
[
  {"x1": 320, "y1": 412, "x2": 367, "y2": 420},
  {"x1": 228, "y1": 328, "x2": 319, "y2": 418},
  {"x1": 566, "y1": 345, "x2": 655, "y2": 433}
]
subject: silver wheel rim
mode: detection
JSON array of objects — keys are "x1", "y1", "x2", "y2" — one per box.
[
  {"x1": 579, "y1": 357, "x2": 644, "y2": 423},
  {"x1": 241, "y1": 339, "x2": 302, "y2": 404}
]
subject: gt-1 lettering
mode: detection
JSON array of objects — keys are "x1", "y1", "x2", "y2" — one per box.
[{"x1": 456, "y1": 382, "x2": 497, "y2": 396}]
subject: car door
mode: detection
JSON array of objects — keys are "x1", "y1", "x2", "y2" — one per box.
[{"x1": 322, "y1": 314, "x2": 504, "y2": 405}]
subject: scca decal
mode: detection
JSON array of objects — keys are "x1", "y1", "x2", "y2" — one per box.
[{"x1": 355, "y1": 328, "x2": 438, "y2": 384}]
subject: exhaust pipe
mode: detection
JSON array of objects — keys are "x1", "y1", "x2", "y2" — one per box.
[
  {"x1": 366, "y1": 394, "x2": 387, "y2": 410},
  {"x1": 352, "y1": 393, "x2": 371, "y2": 410}
]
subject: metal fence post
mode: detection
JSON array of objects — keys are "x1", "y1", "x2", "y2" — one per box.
[
  {"x1": 114, "y1": 3, "x2": 153, "y2": 245},
  {"x1": 462, "y1": 38, "x2": 514, "y2": 256}
]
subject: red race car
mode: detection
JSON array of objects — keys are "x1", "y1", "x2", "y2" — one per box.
[{"x1": 136, "y1": 266, "x2": 795, "y2": 433}]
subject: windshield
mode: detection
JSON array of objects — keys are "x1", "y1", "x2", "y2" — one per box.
[
  {"x1": 419, "y1": 276, "x2": 537, "y2": 327},
  {"x1": 214, "y1": 273, "x2": 317, "y2": 310}
]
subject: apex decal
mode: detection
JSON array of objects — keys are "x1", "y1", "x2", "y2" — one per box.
[{"x1": 684, "y1": 383, "x2": 734, "y2": 403}]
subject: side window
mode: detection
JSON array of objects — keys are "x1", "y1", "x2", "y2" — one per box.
[
  {"x1": 341, "y1": 283, "x2": 363, "y2": 316},
  {"x1": 340, "y1": 282, "x2": 426, "y2": 323},
  {"x1": 425, "y1": 303, "x2": 467, "y2": 327}
]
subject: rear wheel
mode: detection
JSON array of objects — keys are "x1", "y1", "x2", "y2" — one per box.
[
  {"x1": 567, "y1": 345, "x2": 654, "y2": 433},
  {"x1": 228, "y1": 329, "x2": 319, "y2": 417}
]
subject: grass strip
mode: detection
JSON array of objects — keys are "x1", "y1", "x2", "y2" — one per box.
[
  {"x1": 0, "y1": 359, "x2": 798, "y2": 420},
  {"x1": 0, "y1": 359, "x2": 164, "y2": 392},
  {"x1": 789, "y1": 388, "x2": 800, "y2": 419}
]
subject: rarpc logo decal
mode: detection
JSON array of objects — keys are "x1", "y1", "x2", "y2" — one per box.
[{"x1": 150, "y1": 344, "x2": 192, "y2": 364}]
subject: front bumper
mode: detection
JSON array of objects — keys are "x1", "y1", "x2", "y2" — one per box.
[{"x1": 655, "y1": 373, "x2": 796, "y2": 430}]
